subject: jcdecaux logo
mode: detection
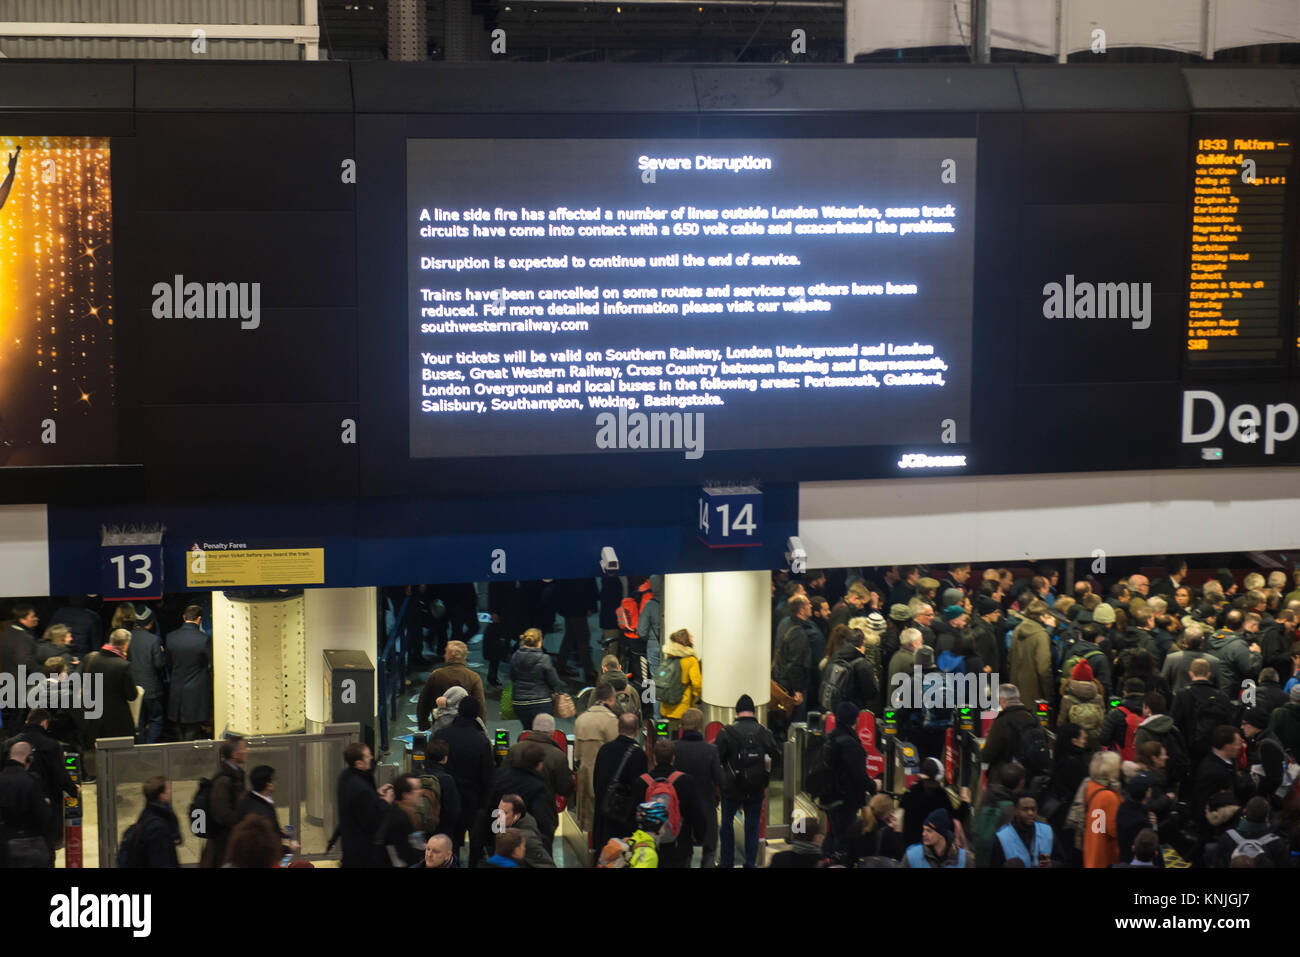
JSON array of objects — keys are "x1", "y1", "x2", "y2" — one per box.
[{"x1": 897, "y1": 452, "x2": 967, "y2": 469}]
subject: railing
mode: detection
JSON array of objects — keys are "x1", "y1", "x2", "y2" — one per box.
[
  {"x1": 377, "y1": 595, "x2": 415, "y2": 754},
  {"x1": 96, "y1": 722, "x2": 360, "y2": 868}
]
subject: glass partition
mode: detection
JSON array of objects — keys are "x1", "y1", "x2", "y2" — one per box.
[{"x1": 97, "y1": 723, "x2": 360, "y2": 868}]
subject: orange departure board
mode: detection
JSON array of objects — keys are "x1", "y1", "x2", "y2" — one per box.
[{"x1": 1187, "y1": 136, "x2": 1292, "y2": 368}]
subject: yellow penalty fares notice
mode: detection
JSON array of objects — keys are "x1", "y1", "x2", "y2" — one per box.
[{"x1": 186, "y1": 547, "x2": 325, "y2": 588}]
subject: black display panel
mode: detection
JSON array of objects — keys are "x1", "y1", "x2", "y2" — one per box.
[
  {"x1": 1186, "y1": 126, "x2": 1297, "y2": 370},
  {"x1": 405, "y1": 137, "x2": 975, "y2": 460}
]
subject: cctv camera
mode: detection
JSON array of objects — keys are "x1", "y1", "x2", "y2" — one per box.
[
  {"x1": 600, "y1": 546, "x2": 620, "y2": 575},
  {"x1": 785, "y1": 536, "x2": 807, "y2": 576}
]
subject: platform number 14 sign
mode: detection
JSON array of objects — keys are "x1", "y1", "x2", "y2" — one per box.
[{"x1": 697, "y1": 486, "x2": 762, "y2": 548}]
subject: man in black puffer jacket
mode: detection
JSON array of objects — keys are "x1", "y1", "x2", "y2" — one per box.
[{"x1": 821, "y1": 701, "x2": 875, "y2": 864}]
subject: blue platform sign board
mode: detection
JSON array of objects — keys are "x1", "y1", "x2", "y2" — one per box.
[
  {"x1": 697, "y1": 486, "x2": 763, "y2": 548},
  {"x1": 101, "y1": 543, "x2": 164, "y2": 601}
]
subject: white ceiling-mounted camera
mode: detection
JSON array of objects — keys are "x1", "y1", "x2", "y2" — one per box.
[{"x1": 785, "y1": 536, "x2": 807, "y2": 576}]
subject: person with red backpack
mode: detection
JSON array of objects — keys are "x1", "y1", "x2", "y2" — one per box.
[
  {"x1": 617, "y1": 576, "x2": 660, "y2": 722},
  {"x1": 638, "y1": 740, "x2": 705, "y2": 868},
  {"x1": 1100, "y1": 678, "x2": 1146, "y2": 761}
]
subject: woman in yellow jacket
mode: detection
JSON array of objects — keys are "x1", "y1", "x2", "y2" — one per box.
[{"x1": 659, "y1": 628, "x2": 702, "y2": 735}]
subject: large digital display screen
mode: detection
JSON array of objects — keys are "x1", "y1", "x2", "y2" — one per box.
[
  {"x1": 0, "y1": 136, "x2": 116, "y2": 465},
  {"x1": 406, "y1": 138, "x2": 975, "y2": 460},
  {"x1": 1186, "y1": 133, "x2": 1294, "y2": 369}
]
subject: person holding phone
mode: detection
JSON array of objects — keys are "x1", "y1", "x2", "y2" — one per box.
[{"x1": 331, "y1": 742, "x2": 395, "y2": 868}]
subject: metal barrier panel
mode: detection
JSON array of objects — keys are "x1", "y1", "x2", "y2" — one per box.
[{"x1": 98, "y1": 723, "x2": 360, "y2": 868}]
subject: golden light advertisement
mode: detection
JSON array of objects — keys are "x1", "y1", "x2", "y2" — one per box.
[{"x1": 0, "y1": 135, "x2": 116, "y2": 465}]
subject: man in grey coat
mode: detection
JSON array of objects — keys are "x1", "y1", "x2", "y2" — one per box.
[
  {"x1": 166, "y1": 605, "x2": 212, "y2": 740},
  {"x1": 128, "y1": 605, "x2": 166, "y2": 743}
]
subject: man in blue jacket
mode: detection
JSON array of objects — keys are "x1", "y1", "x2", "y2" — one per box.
[
  {"x1": 989, "y1": 791, "x2": 1057, "y2": 867},
  {"x1": 903, "y1": 809, "x2": 972, "y2": 868}
]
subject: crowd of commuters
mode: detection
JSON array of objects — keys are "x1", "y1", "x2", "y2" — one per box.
[
  {"x1": 771, "y1": 561, "x2": 1300, "y2": 868},
  {"x1": 5, "y1": 561, "x2": 1300, "y2": 869},
  {"x1": 0, "y1": 595, "x2": 218, "y2": 866},
  {"x1": 0, "y1": 596, "x2": 214, "y2": 753}
]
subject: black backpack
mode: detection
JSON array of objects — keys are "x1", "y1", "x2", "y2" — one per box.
[
  {"x1": 1014, "y1": 718, "x2": 1052, "y2": 778},
  {"x1": 805, "y1": 737, "x2": 840, "y2": 805},
  {"x1": 820, "y1": 659, "x2": 854, "y2": 713},
  {"x1": 725, "y1": 725, "x2": 769, "y2": 796},
  {"x1": 189, "y1": 776, "x2": 214, "y2": 832},
  {"x1": 772, "y1": 625, "x2": 801, "y2": 688},
  {"x1": 1161, "y1": 727, "x2": 1192, "y2": 785},
  {"x1": 116, "y1": 821, "x2": 145, "y2": 868},
  {"x1": 1190, "y1": 691, "x2": 1236, "y2": 754},
  {"x1": 599, "y1": 745, "x2": 638, "y2": 822}
]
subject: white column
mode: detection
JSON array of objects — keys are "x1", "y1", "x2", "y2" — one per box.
[
  {"x1": 700, "y1": 570, "x2": 771, "y2": 716},
  {"x1": 664, "y1": 572, "x2": 703, "y2": 658},
  {"x1": 304, "y1": 587, "x2": 378, "y2": 724}
]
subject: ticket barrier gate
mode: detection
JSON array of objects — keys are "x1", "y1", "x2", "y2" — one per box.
[
  {"x1": 408, "y1": 733, "x2": 427, "y2": 774},
  {"x1": 63, "y1": 749, "x2": 83, "y2": 868},
  {"x1": 881, "y1": 709, "x2": 922, "y2": 793}
]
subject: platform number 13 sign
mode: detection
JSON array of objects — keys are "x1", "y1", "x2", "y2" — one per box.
[{"x1": 101, "y1": 544, "x2": 164, "y2": 600}]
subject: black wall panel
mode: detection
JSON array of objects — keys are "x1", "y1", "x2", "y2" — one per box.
[
  {"x1": 116, "y1": 307, "x2": 357, "y2": 407},
  {"x1": 1018, "y1": 205, "x2": 1186, "y2": 384},
  {"x1": 1021, "y1": 113, "x2": 1188, "y2": 206},
  {"x1": 117, "y1": 211, "x2": 356, "y2": 311},
  {"x1": 131, "y1": 113, "x2": 355, "y2": 211},
  {"x1": 122, "y1": 403, "x2": 360, "y2": 500}
]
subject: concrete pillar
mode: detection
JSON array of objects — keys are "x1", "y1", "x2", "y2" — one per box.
[{"x1": 700, "y1": 570, "x2": 771, "y2": 725}]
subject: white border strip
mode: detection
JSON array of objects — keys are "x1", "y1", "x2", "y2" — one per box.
[
  {"x1": 799, "y1": 467, "x2": 1300, "y2": 567},
  {"x1": 0, "y1": 505, "x2": 49, "y2": 596}
]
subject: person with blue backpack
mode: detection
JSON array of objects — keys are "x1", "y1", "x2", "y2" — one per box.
[
  {"x1": 908, "y1": 646, "x2": 951, "y2": 763},
  {"x1": 903, "y1": 808, "x2": 971, "y2": 868},
  {"x1": 937, "y1": 632, "x2": 985, "y2": 681}
]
